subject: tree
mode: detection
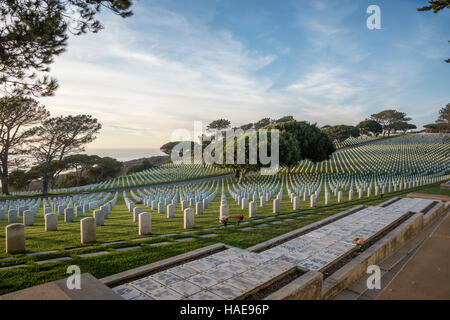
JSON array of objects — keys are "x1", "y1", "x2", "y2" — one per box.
[
  {"x1": 423, "y1": 123, "x2": 439, "y2": 133},
  {"x1": 27, "y1": 114, "x2": 101, "y2": 194},
  {"x1": 357, "y1": 119, "x2": 383, "y2": 136},
  {"x1": 277, "y1": 130, "x2": 302, "y2": 173},
  {"x1": 417, "y1": 1, "x2": 450, "y2": 63},
  {"x1": 27, "y1": 159, "x2": 70, "y2": 189},
  {"x1": 323, "y1": 125, "x2": 360, "y2": 143},
  {"x1": 160, "y1": 141, "x2": 182, "y2": 156},
  {"x1": 0, "y1": 0, "x2": 133, "y2": 96},
  {"x1": 64, "y1": 154, "x2": 100, "y2": 186},
  {"x1": 8, "y1": 169, "x2": 32, "y2": 191},
  {"x1": 393, "y1": 122, "x2": 417, "y2": 133},
  {"x1": 85, "y1": 156, "x2": 122, "y2": 183},
  {"x1": 370, "y1": 109, "x2": 412, "y2": 137},
  {"x1": 275, "y1": 115, "x2": 295, "y2": 123},
  {"x1": 266, "y1": 121, "x2": 335, "y2": 163},
  {"x1": 254, "y1": 118, "x2": 272, "y2": 129},
  {"x1": 436, "y1": 103, "x2": 450, "y2": 130},
  {"x1": 206, "y1": 119, "x2": 231, "y2": 132},
  {"x1": 240, "y1": 123, "x2": 254, "y2": 131},
  {"x1": 418, "y1": 0, "x2": 450, "y2": 13},
  {"x1": 0, "y1": 96, "x2": 49, "y2": 195},
  {"x1": 125, "y1": 158, "x2": 154, "y2": 175},
  {"x1": 218, "y1": 121, "x2": 334, "y2": 179},
  {"x1": 55, "y1": 173, "x2": 78, "y2": 188}
]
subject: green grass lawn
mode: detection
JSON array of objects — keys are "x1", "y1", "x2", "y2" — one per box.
[{"x1": 0, "y1": 181, "x2": 448, "y2": 295}]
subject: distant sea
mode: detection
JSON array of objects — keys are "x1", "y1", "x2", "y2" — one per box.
[{"x1": 83, "y1": 148, "x2": 165, "y2": 162}]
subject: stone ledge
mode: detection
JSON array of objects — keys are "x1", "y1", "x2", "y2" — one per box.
[
  {"x1": 264, "y1": 270, "x2": 323, "y2": 300},
  {"x1": 423, "y1": 201, "x2": 448, "y2": 226},
  {"x1": 0, "y1": 273, "x2": 123, "y2": 300},
  {"x1": 407, "y1": 192, "x2": 450, "y2": 202}
]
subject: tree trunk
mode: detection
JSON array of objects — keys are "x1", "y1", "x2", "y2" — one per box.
[
  {"x1": 0, "y1": 160, "x2": 9, "y2": 195},
  {"x1": 238, "y1": 169, "x2": 246, "y2": 183},
  {"x1": 233, "y1": 169, "x2": 240, "y2": 178},
  {"x1": 287, "y1": 166, "x2": 291, "y2": 174},
  {"x1": 1, "y1": 174, "x2": 8, "y2": 195},
  {"x1": 42, "y1": 176, "x2": 49, "y2": 195}
]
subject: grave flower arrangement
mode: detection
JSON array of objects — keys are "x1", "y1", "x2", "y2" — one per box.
[
  {"x1": 235, "y1": 214, "x2": 244, "y2": 225},
  {"x1": 354, "y1": 237, "x2": 365, "y2": 252},
  {"x1": 220, "y1": 216, "x2": 229, "y2": 227},
  {"x1": 135, "y1": 200, "x2": 142, "y2": 205}
]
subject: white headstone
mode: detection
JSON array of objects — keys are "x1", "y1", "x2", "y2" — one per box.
[
  {"x1": 133, "y1": 207, "x2": 143, "y2": 223},
  {"x1": 249, "y1": 201, "x2": 257, "y2": 218},
  {"x1": 45, "y1": 213, "x2": 58, "y2": 231},
  {"x1": 273, "y1": 198, "x2": 280, "y2": 214},
  {"x1": 139, "y1": 212, "x2": 152, "y2": 235},
  {"x1": 80, "y1": 217, "x2": 96, "y2": 244},
  {"x1": 184, "y1": 208, "x2": 194, "y2": 229},
  {"x1": 23, "y1": 210, "x2": 34, "y2": 226},
  {"x1": 6, "y1": 223, "x2": 25, "y2": 254},
  {"x1": 93, "y1": 209, "x2": 104, "y2": 226},
  {"x1": 167, "y1": 204, "x2": 175, "y2": 218}
]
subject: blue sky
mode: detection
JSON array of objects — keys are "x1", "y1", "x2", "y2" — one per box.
[{"x1": 41, "y1": 0, "x2": 450, "y2": 149}]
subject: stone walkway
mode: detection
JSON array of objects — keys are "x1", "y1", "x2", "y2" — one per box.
[
  {"x1": 334, "y1": 205, "x2": 449, "y2": 300},
  {"x1": 113, "y1": 198, "x2": 437, "y2": 300}
]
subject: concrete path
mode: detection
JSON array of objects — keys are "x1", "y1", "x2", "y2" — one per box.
[
  {"x1": 377, "y1": 211, "x2": 450, "y2": 299},
  {"x1": 333, "y1": 210, "x2": 450, "y2": 300}
]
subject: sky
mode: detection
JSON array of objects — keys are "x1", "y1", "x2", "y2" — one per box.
[{"x1": 40, "y1": 0, "x2": 450, "y2": 150}]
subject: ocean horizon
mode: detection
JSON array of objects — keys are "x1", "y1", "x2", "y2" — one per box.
[{"x1": 83, "y1": 148, "x2": 165, "y2": 162}]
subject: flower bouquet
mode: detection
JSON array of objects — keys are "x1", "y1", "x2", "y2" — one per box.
[
  {"x1": 235, "y1": 214, "x2": 244, "y2": 225},
  {"x1": 354, "y1": 237, "x2": 365, "y2": 252},
  {"x1": 220, "y1": 216, "x2": 229, "y2": 227}
]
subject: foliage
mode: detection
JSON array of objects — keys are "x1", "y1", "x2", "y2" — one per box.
[
  {"x1": 266, "y1": 121, "x2": 335, "y2": 163},
  {"x1": 0, "y1": 96, "x2": 49, "y2": 194},
  {"x1": 356, "y1": 119, "x2": 383, "y2": 136},
  {"x1": 206, "y1": 119, "x2": 231, "y2": 131},
  {"x1": 370, "y1": 109, "x2": 413, "y2": 136},
  {"x1": 437, "y1": 103, "x2": 450, "y2": 130},
  {"x1": 85, "y1": 156, "x2": 122, "y2": 183},
  {"x1": 0, "y1": 0, "x2": 133, "y2": 96},
  {"x1": 323, "y1": 125, "x2": 360, "y2": 143},
  {"x1": 160, "y1": 141, "x2": 182, "y2": 156},
  {"x1": 27, "y1": 114, "x2": 101, "y2": 194},
  {"x1": 7, "y1": 169, "x2": 32, "y2": 191},
  {"x1": 253, "y1": 118, "x2": 272, "y2": 129},
  {"x1": 125, "y1": 159, "x2": 154, "y2": 175}
]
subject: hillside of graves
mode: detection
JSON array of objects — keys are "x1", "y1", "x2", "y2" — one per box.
[{"x1": 0, "y1": 133, "x2": 448, "y2": 294}]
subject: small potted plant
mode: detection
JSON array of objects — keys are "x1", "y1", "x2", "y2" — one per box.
[
  {"x1": 235, "y1": 214, "x2": 244, "y2": 225},
  {"x1": 220, "y1": 216, "x2": 229, "y2": 228},
  {"x1": 354, "y1": 237, "x2": 365, "y2": 252}
]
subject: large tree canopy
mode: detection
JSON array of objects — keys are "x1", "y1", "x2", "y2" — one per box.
[
  {"x1": 27, "y1": 114, "x2": 101, "y2": 194},
  {"x1": 265, "y1": 121, "x2": 335, "y2": 163},
  {"x1": 0, "y1": 0, "x2": 133, "y2": 96},
  {"x1": 370, "y1": 109, "x2": 413, "y2": 137},
  {"x1": 323, "y1": 125, "x2": 360, "y2": 143},
  {"x1": 357, "y1": 119, "x2": 383, "y2": 136}
]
